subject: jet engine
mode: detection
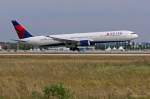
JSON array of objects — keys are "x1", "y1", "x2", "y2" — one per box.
[{"x1": 79, "y1": 40, "x2": 91, "y2": 46}]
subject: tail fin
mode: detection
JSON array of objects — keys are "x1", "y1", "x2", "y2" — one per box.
[{"x1": 11, "y1": 20, "x2": 33, "y2": 39}]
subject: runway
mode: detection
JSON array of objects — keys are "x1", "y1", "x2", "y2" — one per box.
[
  {"x1": 0, "y1": 50, "x2": 150, "y2": 56},
  {"x1": 0, "y1": 53, "x2": 150, "y2": 56}
]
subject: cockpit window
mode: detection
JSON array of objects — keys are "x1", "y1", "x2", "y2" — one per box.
[{"x1": 131, "y1": 33, "x2": 136, "y2": 34}]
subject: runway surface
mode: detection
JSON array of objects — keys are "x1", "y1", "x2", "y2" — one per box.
[
  {"x1": 0, "y1": 53, "x2": 150, "y2": 56},
  {"x1": 0, "y1": 50, "x2": 150, "y2": 56}
]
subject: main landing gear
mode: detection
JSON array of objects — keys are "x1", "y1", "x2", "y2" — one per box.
[{"x1": 69, "y1": 47, "x2": 80, "y2": 51}]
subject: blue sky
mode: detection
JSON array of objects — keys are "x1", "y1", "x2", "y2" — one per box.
[{"x1": 0, "y1": 0, "x2": 150, "y2": 42}]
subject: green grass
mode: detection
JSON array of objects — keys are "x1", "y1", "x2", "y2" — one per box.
[{"x1": 0, "y1": 55, "x2": 149, "y2": 99}]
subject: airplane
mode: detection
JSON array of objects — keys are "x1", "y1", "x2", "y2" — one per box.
[{"x1": 11, "y1": 20, "x2": 138, "y2": 51}]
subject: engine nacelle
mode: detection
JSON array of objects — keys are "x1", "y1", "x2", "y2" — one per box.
[{"x1": 79, "y1": 40, "x2": 91, "y2": 46}]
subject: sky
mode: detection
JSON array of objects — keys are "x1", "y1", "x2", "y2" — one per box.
[{"x1": 0, "y1": 0, "x2": 150, "y2": 42}]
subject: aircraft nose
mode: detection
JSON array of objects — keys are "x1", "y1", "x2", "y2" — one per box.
[
  {"x1": 131, "y1": 33, "x2": 138, "y2": 39},
  {"x1": 134, "y1": 34, "x2": 139, "y2": 38}
]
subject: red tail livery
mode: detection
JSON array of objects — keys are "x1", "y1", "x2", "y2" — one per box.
[{"x1": 12, "y1": 20, "x2": 33, "y2": 39}]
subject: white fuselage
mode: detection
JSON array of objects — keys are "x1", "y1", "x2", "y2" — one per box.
[{"x1": 21, "y1": 30, "x2": 138, "y2": 46}]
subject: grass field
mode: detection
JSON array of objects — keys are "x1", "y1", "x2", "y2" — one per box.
[{"x1": 0, "y1": 55, "x2": 150, "y2": 99}]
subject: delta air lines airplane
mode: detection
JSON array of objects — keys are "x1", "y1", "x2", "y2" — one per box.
[{"x1": 12, "y1": 20, "x2": 138, "y2": 51}]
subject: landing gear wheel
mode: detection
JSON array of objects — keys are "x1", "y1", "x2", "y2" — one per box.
[{"x1": 70, "y1": 47, "x2": 80, "y2": 51}]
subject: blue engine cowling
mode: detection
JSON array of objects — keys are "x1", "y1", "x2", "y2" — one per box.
[{"x1": 79, "y1": 40, "x2": 91, "y2": 46}]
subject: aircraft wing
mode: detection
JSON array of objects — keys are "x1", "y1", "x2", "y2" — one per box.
[{"x1": 49, "y1": 36, "x2": 93, "y2": 44}]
